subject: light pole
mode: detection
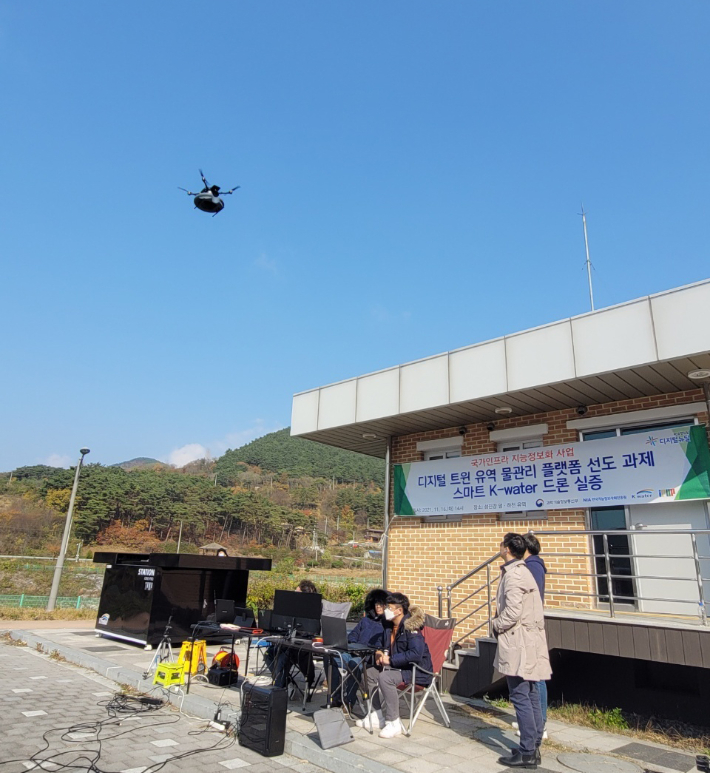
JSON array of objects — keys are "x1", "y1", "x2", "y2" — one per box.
[{"x1": 47, "y1": 448, "x2": 90, "y2": 611}]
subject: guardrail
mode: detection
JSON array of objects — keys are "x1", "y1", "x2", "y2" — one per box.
[
  {"x1": 438, "y1": 528, "x2": 710, "y2": 656},
  {"x1": 0, "y1": 594, "x2": 100, "y2": 609}
]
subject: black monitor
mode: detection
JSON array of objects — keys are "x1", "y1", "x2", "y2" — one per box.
[
  {"x1": 215, "y1": 599, "x2": 235, "y2": 623},
  {"x1": 273, "y1": 589, "x2": 322, "y2": 623}
]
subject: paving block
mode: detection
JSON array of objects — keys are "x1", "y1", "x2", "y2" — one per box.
[{"x1": 217, "y1": 759, "x2": 251, "y2": 770}]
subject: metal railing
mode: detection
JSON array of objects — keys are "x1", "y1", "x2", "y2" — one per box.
[{"x1": 437, "y1": 528, "x2": 710, "y2": 655}]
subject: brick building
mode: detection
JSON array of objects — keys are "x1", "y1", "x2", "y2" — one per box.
[{"x1": 291, "y1": 279, "x2": 710, "y2": 720}]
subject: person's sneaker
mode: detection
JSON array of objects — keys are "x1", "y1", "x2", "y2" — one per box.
[
  {"x1": 378, "y1": 719, "x2": 405, "y2": 739},
  {"x1": 355, "y1": 710, "x2": 385, "y2": 730},
  {"x1": 511, "y1": 721, "x2": 546, "y2": 741}
]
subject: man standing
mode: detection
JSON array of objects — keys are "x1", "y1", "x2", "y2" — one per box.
[{"x1": 493, "y1": 533, "x2": 551, "y2": 769}]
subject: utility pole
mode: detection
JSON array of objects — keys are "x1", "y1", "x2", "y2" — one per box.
[
  {"x1": 580, "y1": 204, "x2": 595, "y2": 312},
  {"x1": 47, "y1": 448, "x2": 90, "y2": 611},
  {"x1": 176, "y1": 520, "x2": 183, "y2": 553}
]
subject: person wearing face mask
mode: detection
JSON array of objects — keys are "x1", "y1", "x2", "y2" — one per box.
[
  {"x1": 356, "y1": 592, "x2": 432, "y2": 739},
  {"x1": 493, "y1": 533, "x2": 552, "y2": 769},
  {"x1": 326, "y1": 588, "x2": 389, "y2": 709}
]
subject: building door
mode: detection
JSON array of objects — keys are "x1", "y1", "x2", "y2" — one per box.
[
  {"x1": 628, "y1": 501, "x2": 710, "y2": 617},
  {"x1": 590, "y1": 506, "x2": 636, "y2": 606}
]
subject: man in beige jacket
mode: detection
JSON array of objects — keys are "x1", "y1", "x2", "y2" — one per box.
[{"x1": 492, "y1": 533, "x2": 552, "y2": 769}]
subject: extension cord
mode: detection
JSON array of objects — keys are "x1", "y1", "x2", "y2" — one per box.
[
  {"x1": 209, "y1": 720, "x2": 229, "y2": 732},
  {"x1": 139, "y1": 697, "x2": 164, "y2": 705}
]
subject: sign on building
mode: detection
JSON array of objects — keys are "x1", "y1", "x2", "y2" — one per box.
[{"x1": 394, "y1": 425, "x2": 710, "y2": 516}]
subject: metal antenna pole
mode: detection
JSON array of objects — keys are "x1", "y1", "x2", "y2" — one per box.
[
  {"x1": 581, "y1": 204, "x2": 595, "y2": 311},
  {"x1": 47, "y1": 448, "x2": 90, "y2": 611}
]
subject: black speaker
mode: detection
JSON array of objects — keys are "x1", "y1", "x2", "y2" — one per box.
[
  {"x1": 238, "y1": 682, "x2": 288, "y2": 757},
  {"x1": 208, "y1": 666, "x2": 239, "y2": 687}
]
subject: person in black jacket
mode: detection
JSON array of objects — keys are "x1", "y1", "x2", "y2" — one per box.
[
  {"x1": 521, "y1": 533, "x2": 549, "y2": 741},
  {"x1": 356, "y1": 592, "x2": 432, "y2": 739},
  {"x1": 327, "y1": 587, "x2": 388, "y2": 708}
]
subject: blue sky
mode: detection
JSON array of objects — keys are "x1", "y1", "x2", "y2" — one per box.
[{"x1": 1, "y1": 3, "x2": 708, "y2": 471}]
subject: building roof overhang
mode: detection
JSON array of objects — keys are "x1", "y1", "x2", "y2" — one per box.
[{"x1": 291, "y1": 280, "x2": 710, "y2": 458}]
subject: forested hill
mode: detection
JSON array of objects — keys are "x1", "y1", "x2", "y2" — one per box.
[
  {"x1": 214, "y1": 429, "x2": 384, "y2": 487},
  {"x1": 0, "y1": 428, "x2": 385, "y2": 554}
]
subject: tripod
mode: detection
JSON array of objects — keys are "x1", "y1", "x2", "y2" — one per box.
[{"x1": 143, "y1": 618, "x2": 174, "y2": 680}]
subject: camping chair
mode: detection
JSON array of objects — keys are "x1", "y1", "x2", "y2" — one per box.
[
  {"x1": 321, "y1": 600, "x2": 352, "y2": 619},
  {"x1": 397, "y1": 614, "x2": 455, "y2": 735}
]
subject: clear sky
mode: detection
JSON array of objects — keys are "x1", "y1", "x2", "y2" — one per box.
[{"x1": 1, "y1": 3, "x2": 708, "y2": 471}]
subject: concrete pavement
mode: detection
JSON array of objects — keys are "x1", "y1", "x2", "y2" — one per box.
[{"x1": 0, "y1": 625, "x2": 702, "y2": 773}]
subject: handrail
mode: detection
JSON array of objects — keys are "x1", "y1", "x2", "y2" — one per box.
[
  {"x1": 438, "y1": 527, "x2": 710, "y2": 659},
  {"x1": 448, "y1": 553, "x2": 501, "y2": 592}
]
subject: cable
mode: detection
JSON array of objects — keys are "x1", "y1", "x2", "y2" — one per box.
[{"x1": 0, "y1": 689, "x2": 236, "y2": 773}]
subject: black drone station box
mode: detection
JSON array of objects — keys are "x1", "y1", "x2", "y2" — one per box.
[{"x1": 92, "y1": 552, "x2": 271, "y2": 647}]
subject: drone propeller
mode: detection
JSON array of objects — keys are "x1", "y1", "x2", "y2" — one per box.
[
  {"x1": 178, "y1": 186, "x2": 194, "y2": 195},
  {"x1": 199, "y1": 168, "x2": 209, "y2": 188},
  {"x1": 222, "y1": 186, "x2": 241, "y2": 195}
]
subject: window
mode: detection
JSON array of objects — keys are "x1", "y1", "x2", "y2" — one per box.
[
  {"x1": 497, "y1": 438, "x2": 546, "y2": 521},
  {"x1": 582, "y1": 419, "x2": 697, "y2": 442},
  {"x1": 423, "y1": 448, "x2": 461, "y2": 461},
  {"x1": 580, "y1": 419, "x2": 696, "y2": 609}
]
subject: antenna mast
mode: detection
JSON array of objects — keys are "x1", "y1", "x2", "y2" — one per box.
[{"x1": 580, "y1": 204, "x2": 595, "y2": 311}]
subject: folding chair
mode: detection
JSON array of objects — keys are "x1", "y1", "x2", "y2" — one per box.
[
  {"x1": 396, "y1": 614, "x2": 455, "y2": 735},
  {"x1": 321, "y1": 600, "x2": 352, "y2": 620}
]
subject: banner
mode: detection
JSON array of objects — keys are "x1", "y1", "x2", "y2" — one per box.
[{"x1": 394, "y1": 425, "x2": 710, "y2": 516}]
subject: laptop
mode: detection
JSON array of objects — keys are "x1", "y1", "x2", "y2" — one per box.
[
  {"x1": 233, "y1": 606, "x2": 256, "y2": 628},
  {"x1": 321, "y1": 615, "x2": 376, "y2": 652}
]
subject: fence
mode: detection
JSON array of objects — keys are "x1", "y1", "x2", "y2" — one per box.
[{"x1": 0, "y1": 595, "x2": 100, "y2": 610}]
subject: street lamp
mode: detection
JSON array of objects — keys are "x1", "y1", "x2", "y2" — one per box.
[{"x1": 46, "y1": 448, "x2": 90, "y2": 611}]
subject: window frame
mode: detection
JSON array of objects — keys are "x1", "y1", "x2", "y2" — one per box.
[{"x1": 496, "y1": 437, "x2": 547, "y2": 522}]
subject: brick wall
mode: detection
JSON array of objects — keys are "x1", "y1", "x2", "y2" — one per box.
[{"x1": 386, "y1": 389, "x2": 708, "y2": 645}]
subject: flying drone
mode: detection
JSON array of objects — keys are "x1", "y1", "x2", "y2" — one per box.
[{"x1": 179, "y1": 169, "x2": 239, "y2": 216}]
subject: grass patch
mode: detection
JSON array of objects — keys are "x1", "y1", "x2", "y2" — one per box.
[
  {"x1": 0, "y1": 606, "x2": 96, "y2": 621},
  {"x1": 549, "y1": 702, "x2": 710, "y2": 756},
  {"x1": 0, "y1": 631, "x2": 27, "y2": 645},
  {"x1": 483, "y1": 694, "x2": 511, "y2": 709}
]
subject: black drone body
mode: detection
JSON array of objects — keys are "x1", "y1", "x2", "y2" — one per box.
[{"x1": 179, "y1": 169, "x2": 239, "y2": 216}]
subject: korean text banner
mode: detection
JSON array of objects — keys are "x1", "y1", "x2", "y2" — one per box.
[{"x1": 393, "y1": 425, "x2": 710, "y2": 517}]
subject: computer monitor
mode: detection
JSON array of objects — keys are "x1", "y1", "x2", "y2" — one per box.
[
  {"x1": 273, "y1": 589, "x2": 322, "y2": 621},
  {"x1": 215, "y1": 599, "x2": 235, "y2": 623}
]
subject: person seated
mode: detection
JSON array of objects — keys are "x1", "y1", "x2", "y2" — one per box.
[
  {"x1": 327, "y1": 588, "x2": 388, "y2": 710},
  {"x1": 357, "y1": 592, "x2": 432, "y2": 738},
  {"x1": 264, "y1": 579, "x2": 319, "y2": 688}
]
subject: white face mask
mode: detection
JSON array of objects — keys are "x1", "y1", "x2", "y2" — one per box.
[{"x1": 384, "y1": 608, "x2": 396, "y2": 621}]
